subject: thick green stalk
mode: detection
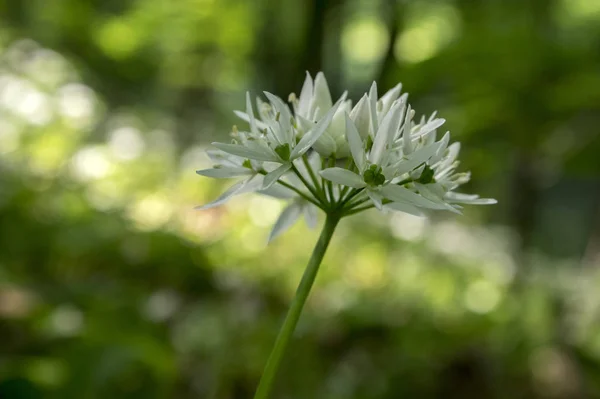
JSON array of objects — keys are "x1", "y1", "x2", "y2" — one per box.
[{"x1": 253, "y1": 214, "x2": 341, "y2": 399}]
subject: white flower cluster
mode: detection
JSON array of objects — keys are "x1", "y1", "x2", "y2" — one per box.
[{"x1": 197, "y1": 72, "x2": 496, "y2": 241}]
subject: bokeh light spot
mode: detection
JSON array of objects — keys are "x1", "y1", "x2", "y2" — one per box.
[
  {"x1": 248, "y1": 196, "x2": 283, "y2": 228},
  {"x1": 395, "y1": 3, "x2": 461, "y2": 64},
  {"x1": 109, "y1": 126, "x2": 146, "y2": 161},
  {"x1": 464, "y1": 280, "x2": 501, "y2": 314},
  {"x1": 389, "y1": 212, "x2": 427, "y2": 241},
  {"x1": 71, "y1": 146, "x2": 113, "y2": 181},
  {"x1": 95, "y1": 18, "x2": 142, "y2": 59},
  {"x1": 342, "y1": 18, "x2": 389, "y2": 64},
  {"x1": 50, "y1": 305, "x2": 84, "y2": 337},
  {"x1": 57, "y1": 83, "x2": 97, "y2": 128},
  {"x1": 129, "y1": 193, "x2": 173, "y2": 231}
]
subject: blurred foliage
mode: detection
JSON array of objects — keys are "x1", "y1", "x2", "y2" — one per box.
[{"x1": 0, "y1": 0, "x2": 600, "y2": 398}]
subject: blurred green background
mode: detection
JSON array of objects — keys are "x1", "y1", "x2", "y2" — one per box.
[{"x1": 1, "y1": 0, "x2": 600, "y2": 398}]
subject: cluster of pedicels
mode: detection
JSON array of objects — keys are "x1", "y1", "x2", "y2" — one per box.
[{"x1": 196, "y1": 72, "x2": 496, "y2": 241}]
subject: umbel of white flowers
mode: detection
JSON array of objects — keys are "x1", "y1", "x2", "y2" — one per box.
[{"x1": 196, "y1": 72, "x2": 496, "y2": 241}]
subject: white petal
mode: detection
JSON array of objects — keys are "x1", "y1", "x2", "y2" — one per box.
[
  {"x1": 389, "y1": 157, "x2": 422, "y2": 177},
  {"x1": 313, "y1": 72, "x2": 333, "y2": 117},
  {"x1": 345, "y1": 113, "x2": 366, "y2": 172},
  {"x1": 389, "y1": 142, "x2": 441, "y2": 176},
  {"x1": 195, "y1": 175, "x2": 264, "y2": 210},
  {"x1": 429, "y1": 132, "x2": 450, "y2": 164},
  {"x1": 423, "y1": 130, "x2": 436, "y2": 146},
  {"x1": 413, "y1": 118, "x2": 445, "y2": 139},
  {"x1": 247, "y1": 139, "x2": 281, "y2": 160},
  {"x1": 402, "y1": 141, "x2": 442, "y2": 172},
  {"x1": 205, "y1": 149, "x2": 245, "y2": 167},
  {"x1": 295, "y1": 113, "x2": 314, "y2": 136},
  {"x1": 380, "y1": 184, "x2": 447, "y2": 210},
  {"x1": 319, "y1": 167, "x2": 366, "y2": 188},
  {"x1": 233, "y1": 110, "x2": 269, "y2": 130},
  {"x1": 445, "y1": 192, "x2": 497, "y2": 205},
  {"x1": 379, "y1": 83, "x2": 403, "y2": 116},
  {"x1": 308, "y1": 151, "x2": 322, "y2": 172},
  {"x1": 384, "y1": 201, "x2": 425, "y2": 217},
  {"x1": 245, "y1": 92, "x2": 258, "y2": 134},
  {"x1": 303, "y1": 203, "x2": 319, "y2": 229},
  {"x1": 258, "y1": 184, "x2": 296, "y2": 199},
  {"x1": 368, "y1": 82, "x2": 378, "y2": 137},
  {"x1": 263, "y1": 163, "x2": 292, "y2": 189},
  {"x1": 408, "y1": 164, "x2": 426, "y2": 180},
  {"x1": 237, "y1": 174, "x2": 265, "y2": 193},
  {"x1": 439, "y1": 142, "x2": 461, "y2": 171},
  {"x1": 423, "y1": 182, "x2": 446, "y2": 198},
  {"x1": 196, "y1": 167, "x2": 252, "y2": 178},
  {"x1": 402, "y1": 105, "x2": 413, "y2": 155},
  {"x1": 413, "y1": 183, "x2": 443, "y2": 201},
  {"x1": 264, "y1": 91, "x2": 293, "y2": 145},
  {"x1": 350, "y1": 94, "x2": 371, "y2": 139},
  {"x1": 327, "y1": 101, "x2": 350, "y2": 140},
  {"x1": 297, "y1": 71, "x2": 314, "y2": 116},
  {"x1": 212, "y1": 142, "x2": 279, "y2": 162},
  {"x1": 462, "y1": 198, "x2": 497, "y2": 205},
  {"x1": 367, "y1": 190, "x2": 383, "y2": 210},
  {"x1": 268, "y1": 202, "x2": 303, "y2": 243},
  {"x1": 414, "y1": 183, "x2": 462, "y2": 214},
  {"x1": 444, "y1": 192, "x2": 479, "y2": 201},
  {"x1": 195, "y1": 181, "x2": 245, "y2": 210},
  {"x1": 312, "y1": 132, "x2": 337, "y2": 157},
  {"x1": 285, "y1": 162, "x2": 305, "y2": 188},
  {"x1": 391, "y1": 94, "x2": 408, "y2": 142},
  {"x1": 370, "y1": 101, "x2": 402, "y2": 165},
  {"x1": 333, "y1": 134, "x2": 350, "y2": 158},
  {"x1": 290, "y1": 96, "x2": 344, "y2": 159},
  {"x1": 256, "y1": 97, "x2": 271, "y2": 121}
]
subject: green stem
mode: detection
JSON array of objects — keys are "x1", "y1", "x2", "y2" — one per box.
[
  {"x1": 320, "y1": 157, "x2": 328, "y2": 198},
  {"x1": 291, "y1": 164, "x2": 326, "y2": 205},
  {"x1": 253, "y1": 214, "x2": 340, "y2": 399},
  {"x1": 337, "y1": 187, "x2": 364, "y2": 209},
  {"x1": 327, "y1": 156, "x2": 336, "y2": 205},
  {"x1": 276, "y1": 180, "x2": 323, "y2": 209},
  {"x1": 257, "y1": 170, "x2": 323, "y2": 209},
  {"x1": 346, "y1": 203, "x2": 375, "y2": 215},
  {"x1": 301, "y1": 155, "x2": 322, "y2": 198},
  {"x1": 346, "y1": 199, "x2": 392, "y2": 216},
  {"x1": 343, "y1": 196, "x2": 370, "y2": 212}
]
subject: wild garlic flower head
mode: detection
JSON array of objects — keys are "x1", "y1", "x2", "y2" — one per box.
[{"x1": 196, "y1": 72, "x2": 496, "y2": 241}]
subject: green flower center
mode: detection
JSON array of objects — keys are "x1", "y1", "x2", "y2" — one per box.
[
  {"x1": 417, "y1": 164, "x2": 436, "y2": 184},
  {"x1": 274, "y1": 143, "x2": 291, "y2": 161},
  {"x1": 363, "y1": 164, "x2": 385, "y2": 186}
]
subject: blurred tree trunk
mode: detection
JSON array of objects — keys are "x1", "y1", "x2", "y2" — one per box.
[
  {"x1": 511, "y1": 152, "x2": 540, "y2": 268},
  {"x1": 256, "y1": 0, "x2": 341, "y2": 97},
  {"x1": 377, "y1": 0, "x2": 404, "y2": 89},
  {"x1": 582, "y1": 196, "x2": 600, "y2": 268},
  {"x1": 301, "y1": 0, "x2": 327, "y2": 76}
]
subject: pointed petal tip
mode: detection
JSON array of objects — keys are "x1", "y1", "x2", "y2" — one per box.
[{"x1": 479, "y1": 198, "x2": 498, "y2": 205}]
